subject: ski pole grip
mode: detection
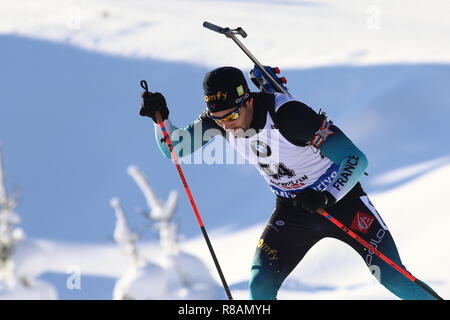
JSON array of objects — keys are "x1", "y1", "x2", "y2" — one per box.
[
  {"x1": 155, "y1": 111, "x2": 163, "y2": 124},
  {"x1": 139, "y1": 80, "x2": 164, "y2": 124}
]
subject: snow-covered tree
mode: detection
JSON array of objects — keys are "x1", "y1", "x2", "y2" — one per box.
[
  {"x1": 110, "y1": 165, "x2": 221, "y2": 300},
  {"x1": 0, "y1": 143, "x2": 57, "y2": 299},
  {"x1": 110, "y1": 196, "x2": 166, "y2": 300},
  {"x1": 126, "y1": 165, "x2": 179, "y2": 256}
]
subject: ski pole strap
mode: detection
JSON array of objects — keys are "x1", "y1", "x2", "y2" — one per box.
[{"x1": 317, "y1": 209, "x2": 443, "y2": 300}]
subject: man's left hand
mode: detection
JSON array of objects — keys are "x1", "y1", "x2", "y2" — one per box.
[{"x1": 293, "y1": 188, "x2": 336, "y2": 214}]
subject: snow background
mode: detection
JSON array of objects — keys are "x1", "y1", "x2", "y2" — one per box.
[{"x1": 0, "y1": 0, "x2": 449, "y2": 299}]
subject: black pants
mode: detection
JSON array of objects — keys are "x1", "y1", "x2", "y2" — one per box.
[{"x1": 249, "y1": 183, "x2": 439, "y2": 300}]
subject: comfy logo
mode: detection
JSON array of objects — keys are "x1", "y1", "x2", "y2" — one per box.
[
  {"x1": 204, "y1": 91, "x2": 227, "y2": 103},
  {"x1": 257, "y1": 239, "x2": 279, "y2": 260},
  {"x1": 350, "y1": 211, "x2": 375, "y2": 234}
]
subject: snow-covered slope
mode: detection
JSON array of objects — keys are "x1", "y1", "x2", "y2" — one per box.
[
  {"x1": 5, "y1": 162, "x2": 450, "y2": 300},
  {"x1": 2, "y1": 0, "x2": 450, "y2": 68}
]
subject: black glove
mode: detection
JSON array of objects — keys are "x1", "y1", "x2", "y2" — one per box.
[
  {"x1": 293, "y1": 188, "x2": 336, "y2": 214},
  {"x1": 139, "y1": 92, "x2": 169, "y2": 123}
]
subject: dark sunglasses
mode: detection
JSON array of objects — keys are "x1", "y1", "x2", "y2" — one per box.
[
  {"x1": 207, "y1": 87, "x2": 248, "y2": 123},
  {"x1": 208, "y1": 105, "x2": 243, "y2": 123}
]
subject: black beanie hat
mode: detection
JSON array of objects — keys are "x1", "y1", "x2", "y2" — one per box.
[{"x1": 203, "y1": 66, "x2": 250, "y2": 112}]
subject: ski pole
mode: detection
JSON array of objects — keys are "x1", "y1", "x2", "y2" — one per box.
[
  {"x1": 203, "y1": 21, "x2": 290, "y2": 96},
  {"x1": 317, "y1": 209, "x2": 443, "y2": 300},
  {"x1": 139, "y1": 80, "x2": 233, "y2": 300}
]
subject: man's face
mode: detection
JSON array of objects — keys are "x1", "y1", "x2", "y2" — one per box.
[{"x1": 208, "y1": 98, "x2": 254, "y2": 137}]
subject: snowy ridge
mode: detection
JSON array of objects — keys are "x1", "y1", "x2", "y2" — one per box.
[{"x1": 1, "y1": 0, "x2": 450, "y2": 68}]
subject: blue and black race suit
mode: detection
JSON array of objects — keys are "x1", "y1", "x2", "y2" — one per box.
[{"x1": 153, "y1": 92, "x2": 440, "y2": 300}]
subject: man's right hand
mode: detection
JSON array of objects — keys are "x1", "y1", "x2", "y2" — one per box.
[{"x1": 139, "y1": 92, "x2": 169, "y2": 124}]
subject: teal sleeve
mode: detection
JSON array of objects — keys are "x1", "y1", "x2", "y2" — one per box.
[
  {"x1": 319, "y1": 125, "x2": 368, "y2": 202},
  {"x1": 154, "y1": 114, "x2": 225, "y2": 160}
]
